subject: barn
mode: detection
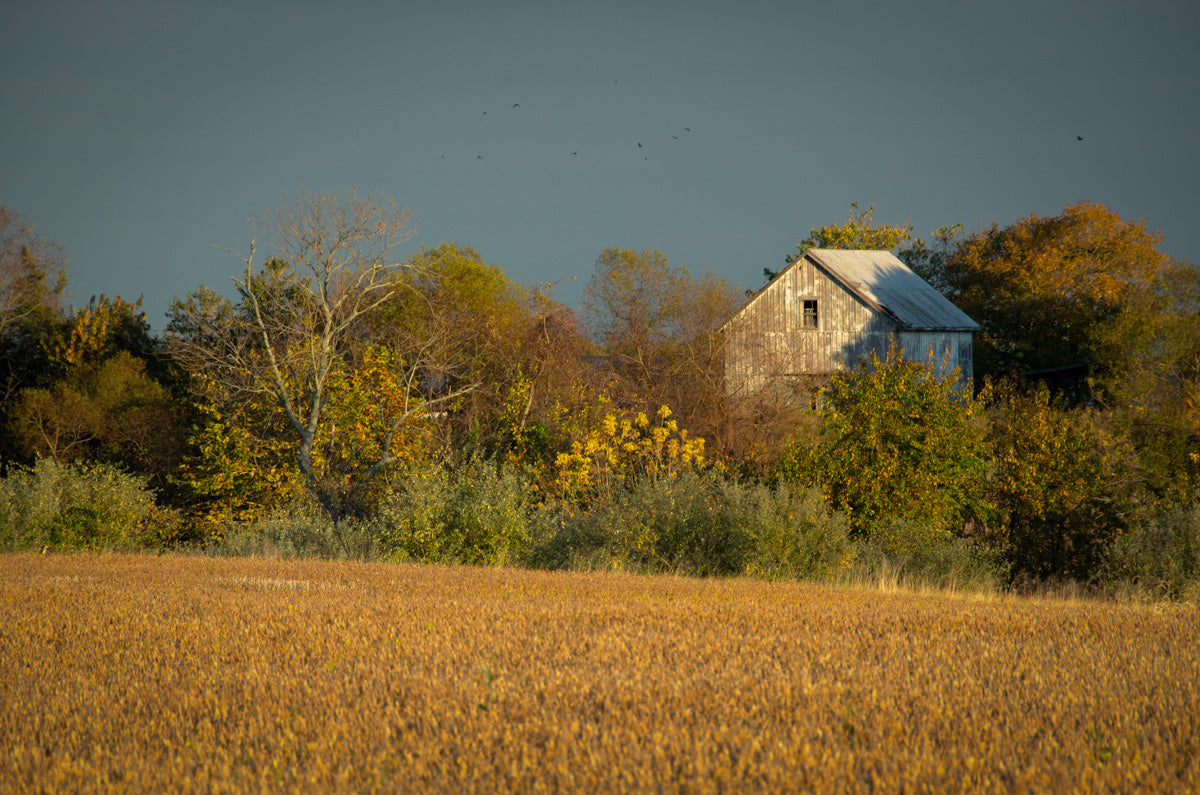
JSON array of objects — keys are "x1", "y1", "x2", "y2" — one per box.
[{"x1": 722, "y1": 248, "x2": 979, "y2": 398}]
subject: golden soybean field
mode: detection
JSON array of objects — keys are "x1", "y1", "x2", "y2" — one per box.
[{"x1": 1, "y1": 554, "x2": 1197, "y2": 794}]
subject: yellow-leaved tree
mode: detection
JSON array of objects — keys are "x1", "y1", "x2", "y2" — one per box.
[{"x1": 167, "y1": 190, "x2": 473, "y2": 521}]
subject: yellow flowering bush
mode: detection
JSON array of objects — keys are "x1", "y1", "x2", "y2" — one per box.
[{"x1": 551, "y1": 404, "x2": 707, "y2": 504}]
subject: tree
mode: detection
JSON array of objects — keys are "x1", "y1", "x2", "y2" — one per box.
[
  {"x1": 367, "y1": 242, "x2": 530, "y2": 450},
  {"x1": 166, "y1": 189, "x2": 448, "y2": 519},
  {"x1": 921, "y1": 201, "x2": 1200, "y2": 503},
  {"x1": 0, "y1": 206, "x2": 66, "y2": 342},
  {"x1": 796, "y1": 201, "x2": 914, "y2": 255},
  {"x1": 775, "y1": 341, "x2": 991, "y2": 546},
  {"x1": 1, "y1": 288, "x2": 189, "y2": 479},
  {"x1": 582, "y1": 247, "x2": 743, "y2": 452},
  {"x1": 48, "y1": 294, "x2": 158, "y2": 372},
  {"x1": 9, "y1": 351, "x2": 184, "y2": 480},
  {"x1": 583, "y1": 247, "x2": 688, "y2": 380},
  {"x1": 986, "y1": 381, "x2": 1143, "y2": 582},
  {"x1": 932, "y1": 200, "x2": 1176, "y2": 396},
  {"x1": 766, "y1": 203, "x2": 915, "y2": 282},
  {"x1": 0, "y1": 208, "x2": 68, "y2": 440},
  {"x1": 772, "y1": 203, "x2": 967, "y2": 289}
]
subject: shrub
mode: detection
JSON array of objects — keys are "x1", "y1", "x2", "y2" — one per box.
[
  {"x1": 1104, "y1": 502, "x2": 1200, "y2": 601},
  {"x1": 213, "y1": 500, "x2": 384, "y2": 561},
  {"x1": 529, "y1": 471, "x2": 746, "y2": 576},
  {"x1": 371, "y1": 458, "x2": 533, "y2": 566},
  {"x1": 606, "y1": 471, "x2": 747, "y2": 576},
  {"x1": 531, "y1": 474, "x2": 856, "y2": 580},
  {"x1": 739, "y1": 482, "x2": 856, "y2": 580},
  {"x1": 524, "y1": 506, "x2": 619, "y2": 572},
  {"x1": 0, "y1": 457, "x2": 163, "y2": 551}
]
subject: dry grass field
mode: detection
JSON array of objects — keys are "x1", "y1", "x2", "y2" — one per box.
[{"x1": 1, "y1": 553, "x2": 1197, "y2": 794}]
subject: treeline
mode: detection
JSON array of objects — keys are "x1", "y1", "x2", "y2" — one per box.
[{"x1": 1, "y1": 196, "x2": 1197, "y2": 598}]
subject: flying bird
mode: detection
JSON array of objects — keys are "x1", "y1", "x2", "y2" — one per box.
[
  {"x1": 513, "y1": 103, "x2": 520, "y2": 108},
  {"x1": 1077, "y1": 136, "x2": 1085, "y2": 141},
  {"x1": 637, "y1": 142, "x2": 643, "y2": 148},
  {"x1": 571, "y1": 150, "x2": 578, "y2": 155}
]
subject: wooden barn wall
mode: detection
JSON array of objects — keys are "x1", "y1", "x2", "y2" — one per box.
[
  {"x1": 725, "y1": 260, "x2": 975, "y2": 396},
  {"x1": 895, "y1": 331, "x2": 975, "y2": 387}
]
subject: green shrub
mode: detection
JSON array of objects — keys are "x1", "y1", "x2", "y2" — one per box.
[
  {"x1": 524, "y1": 506, "x2": 618, "y2": 572},
  {"x1": 213, "y1": 500, "x2": 384, "y2": 561},
  {"x1": 531, "y1": 475, "x2": 860, "y2": 580},
  {"x1": 0, "y1": 458, "x2": 163, "y2": 551},
  {"x1": 1104, "y1": 503, "x2": 1200, "y2": 601},
  {"x1": 608, "y1": 471, "x2": 748, "y2": 576},
  {"x1": 528, "y1": 472, "x2": 747, "y2": 576},
  {"x1": 371, "y1": 459, "x2": 533, "y2": 566},
  {"x1": 739, "y1": 483, "x2": 856, "y2": 580}
]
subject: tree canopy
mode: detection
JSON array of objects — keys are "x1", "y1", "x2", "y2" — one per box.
[{"x1": 931, "y1": 200, "x2": 1183, "y2": 396}]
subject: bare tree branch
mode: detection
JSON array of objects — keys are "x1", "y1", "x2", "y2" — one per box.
[{"x1": 166, "y1": 189, "x2": 419, "y2": 518}]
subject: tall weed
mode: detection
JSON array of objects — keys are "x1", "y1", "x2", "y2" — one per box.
[
  {"x1": 214, "y1": 501, "x2": 384, "y2": 561},
  {"x1": 849, "y1": 517, "x2": 999, "y2": 593}
]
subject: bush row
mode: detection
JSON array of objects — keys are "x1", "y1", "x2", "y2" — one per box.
[{"x1": 7, "y1": 456, "x2": 1198, "y2": 601}]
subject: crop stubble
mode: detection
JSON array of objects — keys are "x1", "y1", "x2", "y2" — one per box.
[{"x1": 1, "y1": 553, "x2": 1197, "y2": 793}]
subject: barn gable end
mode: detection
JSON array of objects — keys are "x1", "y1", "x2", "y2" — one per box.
[{"x1": 723, "y1": 249, "x2": 979, "y2": 398}]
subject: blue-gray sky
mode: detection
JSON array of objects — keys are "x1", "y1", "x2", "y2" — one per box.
[{"x1": 3, "y1": 0, "x2": 1197, "y2": 328}]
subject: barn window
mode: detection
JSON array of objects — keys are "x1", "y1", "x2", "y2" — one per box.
[{"x1": 801, "y1": 299, "x2": 818, "y2": 329}]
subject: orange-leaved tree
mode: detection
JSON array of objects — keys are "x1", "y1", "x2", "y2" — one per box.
[{"x1": 933, "y1": 200, "x2": 1176, "y2": 396}]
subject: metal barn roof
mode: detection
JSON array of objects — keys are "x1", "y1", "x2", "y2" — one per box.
[{"x1": 805, "y1": 249, "x2": 980, "y2": 331}]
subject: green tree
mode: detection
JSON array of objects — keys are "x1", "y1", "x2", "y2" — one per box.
[
  {"x1": 775, "y1": 341, "x2": 991, "y2": 547},
  {"x1": 367, "y1": 242, "x2": 530, "y2": 451},
  {"x1": 9, "y1": 351, "x2": 184, "y2": 483},
  {"x1": 3, "y1": 291, "x2": 189, "y2": 489},
  {"x1": 986, "y1": 382, "x2": 1143, "y2": 582},
  {"x1": 768, "y1": 203, "x2": 915, "y2": 283},
  {"x1": 796, "y1": 201, "x2": 914, "y2": 254},
  {"x1": 48, "y1": 294, "x2": 158, "y2": 373},
  {"x1": 773, "y1": 203, "x2": 966, "y2": 290}
]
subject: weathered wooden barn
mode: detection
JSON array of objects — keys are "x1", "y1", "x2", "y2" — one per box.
[{"x1": 722, "y1": 249, "x2": 979, "y2": 398}]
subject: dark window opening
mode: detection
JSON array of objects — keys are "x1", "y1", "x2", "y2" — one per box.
[{"x1": 802, "y1": 299, "x2": 818, "y2": 329}]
